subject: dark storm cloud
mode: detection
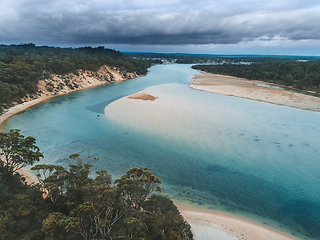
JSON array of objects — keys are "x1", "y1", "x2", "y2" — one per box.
[{"x1": 1, "y1": 0, "x2": 320, "y2": 46}]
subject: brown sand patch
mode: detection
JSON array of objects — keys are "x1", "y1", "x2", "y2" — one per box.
[
  {"x1": 18, "y1": 168, "x2": 38, "y2": 185},
  {"x1": 127, "y1": 92, "x2": 158, "y2": 101}
]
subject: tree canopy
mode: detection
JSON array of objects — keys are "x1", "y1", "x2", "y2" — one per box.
[
  {"x1": 193, "y1": 61, "x2": 320, "y2": 94},
  {"x1": 0, "y1": 134, "x2": 193, "y2": 240},
  {"x1": 0, "y1": 129, "x2": 43, "y2": 179},
  {"x1": 115, "y1": 167, "x2": 162, "y2": 209},
  {"x1": 31, "y1": 158, "x2": 192, "y2": 240}
]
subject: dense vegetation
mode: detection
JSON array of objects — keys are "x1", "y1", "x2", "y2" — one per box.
[
  {"x1": 0, "y1": 130, "x2": 193, "y2": 240},
  {"x1": 192, "y1": 61, "x2": 320, "y2": 93},
  {"x1": 0, "y1": 44, "x2": 152, "y2": 114},
  {"x1": 127, "y1": 52, "x2": 320, "y2": 64}
]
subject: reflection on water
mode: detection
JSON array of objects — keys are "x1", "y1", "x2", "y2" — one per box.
[{"x1": 4, "y1": 64, "x2": 320, "y2": 240}]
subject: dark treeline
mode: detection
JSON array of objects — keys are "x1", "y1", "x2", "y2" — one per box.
[
  {"x1": 126, "y1": 52, "x2": 319, "y2": 64},
  {"x1": 193, "y1": 61, "x2": 320, "y2": 93},
  {"x1": 0, "y1": 130, "x2": 193, "y2": 240},
  {"x1": 0, "y1": 44, "x2": 152, "y2": 114}
]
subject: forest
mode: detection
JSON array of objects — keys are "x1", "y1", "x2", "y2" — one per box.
[
  {"x1": 127, "y1": 52, "x2": 320, "y2": 64},
  {"x1": 0, "y1": 129, "x2": 193, "y2": 240},
  {"x1": 0, "y1": 44, "x2": 153, "y2": 114},
  {"x1": 192, "y1": 60, "x2": 320, "y2": 93}
]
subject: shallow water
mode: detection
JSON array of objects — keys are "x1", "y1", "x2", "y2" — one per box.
[{"x1": 4, "y1": 64, "x2": 320, "y2": 240}]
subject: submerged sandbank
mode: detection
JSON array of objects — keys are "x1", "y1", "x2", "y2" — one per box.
[
  {"x1": 176, "y1": 203, "x2": 299, "y2": 240},
  {"x1": 106, "y1": 86, "x2": 306, "y2": 240},
  {"x1": 189, "y1": 73, "x2": 320, "y2": 112}
]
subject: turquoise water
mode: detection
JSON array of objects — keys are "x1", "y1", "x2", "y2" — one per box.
[{"x1": 3, "y1": 64, "x2": 320, "y2": 240}]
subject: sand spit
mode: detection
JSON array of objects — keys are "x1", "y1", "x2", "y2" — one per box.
[
  {"x1": 127, "y1": 92, "x2": 158, "y2": 101},
  {"x1": 176, "y1": 203, "x2": 299, "y2": 240},
  {"x1": 189, "y1": 73, "x2": 320, "y2": 112}
]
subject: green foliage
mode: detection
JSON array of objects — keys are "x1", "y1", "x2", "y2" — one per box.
[
  {"x1": 34, "y1": 160, "x2": 192, "y2": 239},
  {"x1": 0, "y1": 129, "x2": 43, "y2": 182},
  {"x1": 41, "y1": 212, "x2": 71, "y2": 240},
  {"x1": 115, "y1": 167, "x2": 162, "y2": 209},
  {"x1": 62, "y1": 169, "x2": 125, "y2": 240},
  {"x1": 143, "y1": 195, "x2": 193, "y2": 240},
  {"x1": 31, "y1": 154, "x2": 94, "y2": 211},
  {"x1": 0, "y1": 44, "x2": 152, "y2": 114},
  {"x1": 0, "y1": 166, "x2": 49, "y2": 239},
  {"x1": 193, "y1": 60, "x2": 320, "y2": 93},
  {"x1": 1, "y1": 144, "x2": 192, "y2": 239},
  {"x1": 128, "y1": 52, "x2": 320, "y2": 64}
]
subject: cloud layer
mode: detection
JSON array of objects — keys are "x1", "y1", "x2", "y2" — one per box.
[{"x1": 1, "y1": 0, "x2": 320, "y2": 53}]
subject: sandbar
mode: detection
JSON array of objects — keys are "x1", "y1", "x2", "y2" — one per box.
[
  {"x1": 127, "y1": 92, "x2": 158, "y2": 101},
  {"x1": 189, "y1": 73, "x2": 320, "y2": 112},
  {"x1": 110, "y1": 86, "x2": 305, "y2": 240},
  {"x1": 176, "y1": 203, "x2": 299, "y2": 240}
]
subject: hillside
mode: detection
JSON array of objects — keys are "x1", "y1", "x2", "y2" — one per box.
[{"x1": 0, "y1": 44, "x2": 152, "y2": 114}]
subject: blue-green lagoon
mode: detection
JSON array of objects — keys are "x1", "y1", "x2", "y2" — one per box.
[{"x1": 3, "y1": 64, "x2": 320, "y2": 239}]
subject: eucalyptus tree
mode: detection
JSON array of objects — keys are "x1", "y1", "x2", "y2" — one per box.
[
  {"x1": 115, "y1": 167, "x2": 162, "y2": 209},
  {"x1": 0, "y1": 129, "x2": 43, "y2": 182}
]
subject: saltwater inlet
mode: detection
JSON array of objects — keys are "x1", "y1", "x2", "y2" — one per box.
[{"x1": 3, "y1": 64, "x2": 320, "y2": 240}]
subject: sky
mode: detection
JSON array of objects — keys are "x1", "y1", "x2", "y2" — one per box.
[{"x1": 1, "y1": 0, "x2": 320, "y2": 55}]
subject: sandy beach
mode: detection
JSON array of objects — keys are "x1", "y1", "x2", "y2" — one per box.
[
  {"x1": 189, "y1": 72, "x2": 320, "y2": 112},
  {"x1": 176, "y1": 203, "x2": 299, "y2": 240}
]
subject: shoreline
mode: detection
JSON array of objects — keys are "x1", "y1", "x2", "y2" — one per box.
[
  {"x1": 0, "y1": 68, "x2": 141, "y2": 131},
  {"x1": 189, "y1": 72, "x2": 320, "y2": 112},
  {"x1": 0, "y1": 83, "x2": 108, "y2": 131},
  {"x1": 175, "y1": 202, "x2": 299, "y2": 240}
]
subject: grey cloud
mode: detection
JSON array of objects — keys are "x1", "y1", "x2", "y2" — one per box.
[{"x1": 0, "y1": 0, "x2": 320, "y2": 46}]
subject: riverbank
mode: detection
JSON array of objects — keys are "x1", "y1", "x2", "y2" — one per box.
[
  {"x1": 176, "y1": 203, "x2": 299, "y2": 240},
  {"x1": 0, "y1": 65, "x2": 141, "y2": 131},
  {"x1": 189, "y1": 72, "x2": 320, "y2": 112}
]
